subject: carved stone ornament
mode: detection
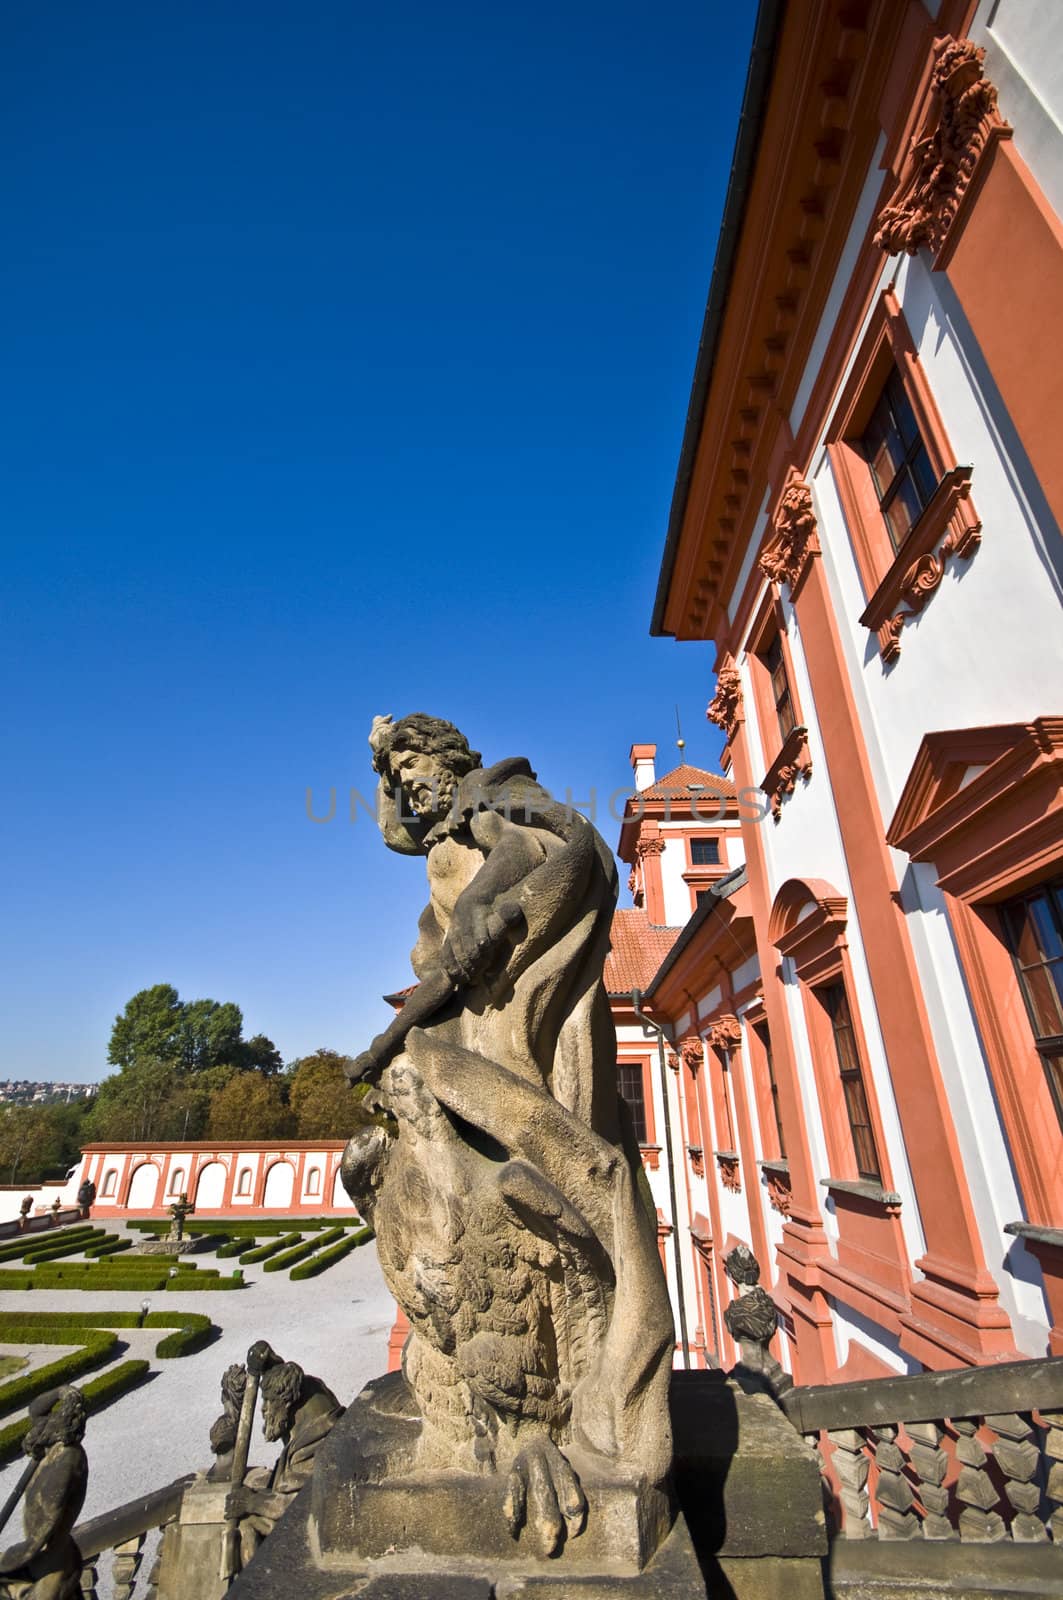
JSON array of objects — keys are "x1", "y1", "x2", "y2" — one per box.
[
  {"x1": 860, "y1": 466, "x2": 982, "y2": 661},
  {"x1": 687, "y1": 1145, "x2": 705, "y2": 1180},
  {"x1": 758, "y1": 477, "x2": 820, "y2": 590},
  {"x1": 706, "y1": 1015, "x2": 742, "y2": 1052},
  {"x1": 762, "y1": 725, "x2": 813, "y2": 820},
  {"x1": 679, "y1": 1034, "x2": 704, "y2": 1073},
  {"x1": 874, "y1": 36, "x2": 1011, "y2": 263},
  {"x1": 764, "y1": 1168, "x2": 793, "y2": 1219},
  {"x1": 722, "y1": 1245, "x2": 792, "y2": 1399},
  {"x1": 706, "y1": 664, "x2": 743, "y2": 738},
  {"x1": 321, "y1": 712, "x2": 678, "y2": 1579},
  {"x1": 716, "y1": 1152, "x2": 742, "y2": 1194},
  {"x1": 635, "y1": 835, "x2": 666, "y2": 860},
  {"x1": 0, "y1": 1386, "x2": 88, "y2": 1599}
]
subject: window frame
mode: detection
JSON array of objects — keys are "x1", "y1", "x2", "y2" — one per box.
[
  {"x1": 997, "y1": 878, "x2": 1063, "y2": 1127},
  {"x1": 616, "y1": 1051, "x2": 657, "y2": 1158}
]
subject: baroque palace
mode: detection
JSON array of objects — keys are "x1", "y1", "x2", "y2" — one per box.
[
  {"x1": 613, "y1": 0, "x2": 1063, "y2": 1383},
  {"x1": 69, "y1": 0, "x2": 1063, "y2": 1392}
]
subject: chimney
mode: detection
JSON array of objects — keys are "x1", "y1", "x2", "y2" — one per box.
[{"x1": 629, "y1": 743, "x2": 657, "y2": 793}]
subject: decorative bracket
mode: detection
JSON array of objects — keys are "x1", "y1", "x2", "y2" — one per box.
[
  {"x1": 761, "y1": 725, "x2": 813, "y2": 820},
  {"x1": 759, "y1": 475, "x2": 821, "y2": 593},
  {"x1": 859, "y1": 466, "x2": 981, "y2": 661}
]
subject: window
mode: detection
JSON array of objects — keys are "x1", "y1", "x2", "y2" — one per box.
[
  {"x1": 307, "y1": 1166, "x2": 322, "y2": 1195},
  {"x1": 762, "y1": 634, "x2": 796, "y2": 743},
  {"x1": 820, "y1": 983, "x2": 881, "y2": 1182},
  {"x1": 617, "y1": 1061, "x2": 648, "y2": 1144},
  {"x1": 690, "y1": 838, "x2": 720, "y2": 866},
  {"x1": 694, "y1": 889, "x2": 713, "y2": 910},
  {"x1": 101, "y1": 1169, "x2": 117, "y2": 1198},
  {"x1": 860, "y1": 367, "x2": 938, "y2": 550},
  {"x1": 754, "y1": 1021, "x2": 786, "y2": 1159},
  {"x1": 168, "y1": 1168, "x2": 185, "y2": 1195},
  {"x1": 236, "y1": 1168, "x2": 252, "y2": 1197},
  {"x1": 999, "y1": 879, "x2": 1063, "y2": 1127}
]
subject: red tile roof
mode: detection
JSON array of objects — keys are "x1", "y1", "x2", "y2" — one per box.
[
  {"x1": 604, "y1": 908, "x2": 681, "y2": 995},
  {"x1": 639, "y1": 763, "x2": 735, "y2": 800}
]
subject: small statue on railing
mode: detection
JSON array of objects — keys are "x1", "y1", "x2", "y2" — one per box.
[
  {"x1": 166, "y1": 1194, "x2": 194, "y2": 1243},
  {"x1": 17, "y1": 1199, "x2": 32, "y2": 1234},
  {"x1": 0, "y1": 1386, "x2": 88, "y2": 1600},
  {"x1": 224, "y1": 1341, "x2": 343, "y2": 1568},
  {"x1": 723, "y1": 1243, "x2": 792, "y2": 1399},
  {"x1": 206, "y1": 1365, "x2": 248, "y2": 1483},
  {"x1": 76, "y1": 1180, "x2": 96, "y2": 1221}
]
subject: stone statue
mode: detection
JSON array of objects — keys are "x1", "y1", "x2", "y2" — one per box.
[
  {"x1": 723, "y1": 1243, "x2": 792, "y2": 1398},
  {"x1": 17, "y1": 1199, "x2": 32, "y2": 1233},
  {"x1": 75, "y1": 1181, "x2": 95, "y2": 1221},
  {"x1": 167, "y1": 1193, "x2": 194, "y2": 1242},
  {"x1": 206, "y1": 1363, "x2": 248, "y2": 1482},
  {"x1": 224, "y1": 1344, "x2": 342, "y2": 1568},
  {"x1": 334, "y1": 713, "x2": 675, "y2": 1568},
  {"x1": 0, "y1": 1387, "x2": 88, "y2": 1600}
]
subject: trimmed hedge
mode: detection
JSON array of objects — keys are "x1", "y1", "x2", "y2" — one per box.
[
  {"x1": 128, "y1": 1217, "x2": 357, "y2": 1237},
  {"x1": 0, "y1": 1226, "x2": 96, "y2": 1264},
  {"x1": 163, "y1": 1272, "x2": 243, "y2": 1292},
  {"x1": 83, "y1": 1238, "x2": 133, "y2": 1259},
  {"x1": 289, "y1": 1225, "x2": 374, "y2": 1279},
  {"x1": 0, "y1": 1309, "x2": 216, "y2": 1359},
  {"x1": 20, "y1": 1231, "x2": 109, "y2": 1265},
  {"x1": 0, "y1": 1357, "x2": 153, "y2": 1465},
  {"x1": 0, "y1": 1331, "x2": 118, "y2": 1419},
  {"x1": 239, "y1": 1233, "x2": 301, "y2": 1264},
  {"x1": 262, "y1": 1231, "x2": 340, "y2": 1273},
  {"x1": 215, "y1": 1237, "x2": 250, "y2": 1257}
]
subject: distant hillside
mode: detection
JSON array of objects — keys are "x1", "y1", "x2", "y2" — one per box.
[{"x1": 0, "y1": 1081, "x2": 98, "y2": 1107}]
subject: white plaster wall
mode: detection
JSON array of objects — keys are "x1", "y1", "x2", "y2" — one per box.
[
  {"x1": 732, "y1": 953, "x2": 760, "y2": 995},
  {"x1": 696, "y1": 985, "x2": 723, "y2": 1021},
  {"x1": 831, "y1": 1297, "x2": 916, "y2": 1377},
  {"x1": 972, "y1": 0, "x2": 1063, "y2": 221},
  {"x1": 657, "y1": 820, "x2": 746, "y2": 927}
]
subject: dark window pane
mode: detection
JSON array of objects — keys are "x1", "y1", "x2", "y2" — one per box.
[
  {"x1": 821, "y1": 982, "x2": 882, "y2": 1182},
  {"x1": 691, "y1": 838, "x2": 720, "y2": 866},
  {"x1": 755, "y1": 1021, "x2": 786, "y2": 1159},
  {"x1": 1001, "y1": 884, "x2": 1063, "y2": 1040},
  {"x1": 860, "y1": 367, "x2": 937, "y2": 550},
  {"x1": 617, "y1": 1062, "x2": 647, "y2": 1144}
]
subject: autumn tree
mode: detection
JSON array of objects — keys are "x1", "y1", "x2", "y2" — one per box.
[
  {"x1": 0, "y1": 1106, "x2": 68, "y2": 1184},
  {"x1": 207, "y1": 1072, "x2": 292, "y2": 1141},
  {"x1": 287, "y1": 1049, "x2": 363, "y2": 1139}
]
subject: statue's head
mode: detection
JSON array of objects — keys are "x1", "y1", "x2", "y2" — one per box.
[
  {"x1": 24, "y1": 1387, "x2": 87, "y2": 1457},
  {"x1": 261, "y1": 1361, "x2": 304, "y2": 1442},
  {"x1": 370, "y1": 713, "x2": 482, "y2": 823}
]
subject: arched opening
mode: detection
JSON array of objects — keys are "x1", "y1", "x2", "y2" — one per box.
[
  {"x1": 168, "y1": 1167, "x2": 185, "y2": 1195},
  {"x1": 126, "y1": 1163, "x2": 162, "y2": 1211},
  {"x1": 306, "y1": 1166, "x2": 321, "y2": 1196},
  {"x1": 194, "y1": 1161, "x2": 227, "y2": 1210},
  {"x1": 263, "y1": 1161, "x2": 294, "y2": 1210},
  {"x1": 331, "y1": 1165, "x2": 355, "y2": 1210},
  {"x1": 101, "y1": 1168, "x2": 117, "y2": 1198},
  {"x1": 236, "y1": 1168, "x2": 252, "y2": 1197}
]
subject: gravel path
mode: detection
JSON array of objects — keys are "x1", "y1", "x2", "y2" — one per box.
[{"x1": 0, "y1": 1225, "x2": 395, "y2": 1559}]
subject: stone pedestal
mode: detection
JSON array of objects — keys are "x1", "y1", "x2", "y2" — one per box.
[
  {"x1": 671, "y1": 1370, "x2": 827, "y2": 1600},
  {"x1": 130, "y1": 1235, "x2": 214, "y2": 1257},
  {"x1": 155, "y1": 1480, "x2": 236, "y2": 1600},
  {"x1": 224, "y1": 1367, "x2": 829, "y2": 1599}
]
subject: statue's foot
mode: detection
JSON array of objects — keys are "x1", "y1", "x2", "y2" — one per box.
[{"x1": 502, "y1": 1436, "x2": 586, "y2": 1558}]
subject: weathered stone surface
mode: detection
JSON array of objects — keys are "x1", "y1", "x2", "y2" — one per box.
[
  {"x1": 669, "y1": 1372, "x2": 827, "y2": 1561},
  {"x1": 0, "y1": 1386, "x2": 89, "y2": 1598},
  {"x1": 330, "y1": 715, "x2": 675, "y2": 1568},
  {"x1": 830, "y1": 1537, "x2": 1063, "y2": 1598}
]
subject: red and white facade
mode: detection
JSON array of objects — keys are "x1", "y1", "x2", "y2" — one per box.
[
  {"x1": 622, "y1": 0, "x2": 1063, "y2": 1384},
  {"x1": 77, "y1": 1141, "x2": 356, "y2": 1216}
]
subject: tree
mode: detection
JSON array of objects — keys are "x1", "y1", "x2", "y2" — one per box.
[
  {"x1": 287, "y1": 1050, "x2": 362, "y2": 1139},
  {"x1": 0, "y1": 1106, "x2": 69, "y2": 1184},
  {"x1": 172, "y1": 999, "x2": 244, "y2": 1073},
  {"x1": 208, "y1": 1072, "x2": 292, "y2": 1141},
  {"x1": 237, "y1": 1034, "x2": 284, "y2": 1077},
  {"x1": 108, "y1": 985, "x2": 183, "y2": 1072},
  {"x1": 84, "y1": 1056, "x2": 182, "y2": 1144}
]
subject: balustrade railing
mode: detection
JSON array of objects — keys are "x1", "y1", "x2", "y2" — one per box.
[
  {"x1": 781, "y1": 1355, "x2": 1063, "y2": 1546},
  {"x1": 74, "y1": 1474, "x2": 192, "y2": 1599}
]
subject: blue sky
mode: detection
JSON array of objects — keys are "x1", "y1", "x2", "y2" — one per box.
[{"x1": 2, "y1": 1, "x2": 752, "y2": 1081}]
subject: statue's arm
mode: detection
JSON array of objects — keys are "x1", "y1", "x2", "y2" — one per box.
[{"x1": 443, "y1": 813, "x2": 544, "y2": 980}]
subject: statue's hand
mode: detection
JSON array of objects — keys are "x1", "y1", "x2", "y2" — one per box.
[
  {"x1": 225, "y1": 1487, "x2": 255, "y2": 1522},
  {"x1": 443, "y1": 899, "x2": 522, "y2": 986},
  {"x1": 503, "y1": 1436, "x2": 586, "y2": 1557},
  {"x1": 346, "y1": 1043, "x2": 383, "y2": 1084}
]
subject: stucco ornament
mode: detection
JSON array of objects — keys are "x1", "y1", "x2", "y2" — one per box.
[
  {"x1": 758, "y1": 477, "x2": 819, "y2": 589},
  {"x1": 338, "y1": 713, "x2": 675, "y2": 1564},
  {"x1": 875, "y1": 36, "x2": 1007, "y2": 260}
]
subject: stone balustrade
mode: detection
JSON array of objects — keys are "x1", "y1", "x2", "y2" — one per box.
[{"x1": 74, "y1": 1474, "x2": 192, "y2": 1599}]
